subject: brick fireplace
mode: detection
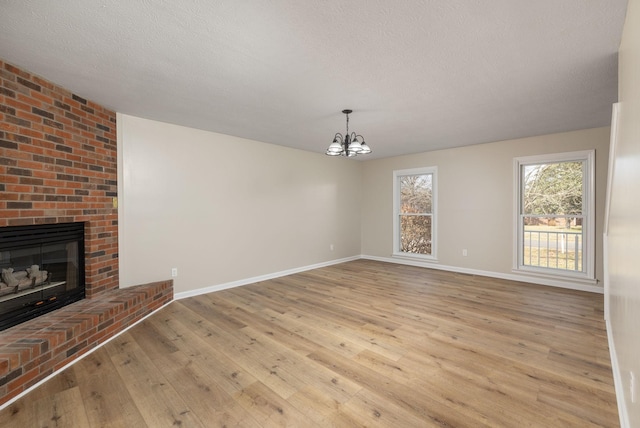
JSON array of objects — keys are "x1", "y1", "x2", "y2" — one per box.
[
  {"x1": 0, "y1": 60, "x2": 118, "y2": 292},
  {"x1": 0, "y1": 59, "x2": 172, "y2": 406}
]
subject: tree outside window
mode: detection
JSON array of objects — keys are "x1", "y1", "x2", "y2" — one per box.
[
  {"x1": 522, "y1": 161, "x2": 584, "y2": 271},
  {"x1": 394, "y1": 167, "x2": 437, "y2": 260}
]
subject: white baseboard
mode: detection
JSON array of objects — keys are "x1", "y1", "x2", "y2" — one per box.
[
  {"x1": 0, "y1": 302, "x2": 170, "y2": 412},
  {"x1": 173, "y1": 256, "x2": 360, "y2": 300},
  {"x1": 607, "y1": 318, "x2": 630, "y2": 428},
  {"x1": 361, "y1": 255, "x2": 604, "y2": 294},
  {"x1": 175, "y1": 254, "x2": 603, "y2": 301}
]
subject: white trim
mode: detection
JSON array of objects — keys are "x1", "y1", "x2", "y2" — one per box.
[
  {"x1": 603, "y1": 103, "x2": 620, "y2": 321},
  {"x1": 513, "y1": 150, "x2": 596, "y2": 280},
  {"x1": 607, "y1": 318, "x2": 631, "y2": 428},
  {"x1": 0, "y1": 301, "x2": 170, "y2": 412},
  {"x1": 362, "y1": 254, "x2": 603, "y2": 294},
  {"x1": 604, "y1": 103, "x2": 620, "y2": 236},
  {"x1": 174, "y1": 256, "x2": 360, "y2": 300},
  {"x1": 392, "y1": 253, "x2": 439, "y2": 264},
  {"x1": 514, "y1": 264, "x2": 596, "y2": 282},
  {"x1": 116, "y1": 112, "x2": 127, "y2": 290},
  {"x1": 173, "y1": 253, "x2": 602, "y2": 300},
  {"x1": 392, "y1": 166, "x2": 438, "y2": 260},
  {"x1": 603, "y1": 233, "x2": 610, "y2": 321}
]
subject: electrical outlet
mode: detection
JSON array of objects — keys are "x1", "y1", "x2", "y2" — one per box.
[
  {"x1": 330, "y1": 244, "x2": 334, "y2": 251},
  {"x1": 462, "y1": 249, "x2": 468, "y2": 257},
  {"x1": 171, "y1": 268, "x2": 178, "y2": 277},
  {"x1": 631, "y1": 372, "x2": 637, "y2": 403}
]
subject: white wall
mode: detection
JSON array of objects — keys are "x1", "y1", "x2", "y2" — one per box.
[
  {"x1": 361, "y1": 127, "x2": 610, "y2": 291},
  {"x1": 117, "y1": 114, "x2": 362, "y2": 294},
  {"x1": 118, "y1": 114, "x2": 611, "y2": 295},
  {"x1": 608, "y1": 0, "x2": 640, "y2": 425}
]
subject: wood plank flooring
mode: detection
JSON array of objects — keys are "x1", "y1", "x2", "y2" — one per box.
[{"x1": 0, "y1": 260, "x2": 618, "y2": 427}]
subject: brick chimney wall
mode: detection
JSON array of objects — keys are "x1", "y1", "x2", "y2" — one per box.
[{"x1": 0, "y1": 59, "x2": 118, "y2": 297}]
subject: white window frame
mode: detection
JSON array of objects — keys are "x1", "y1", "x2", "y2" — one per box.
[
  {"x1": 513, "y1": 150, "x2": 595, "y2": 280},
  {"x1": 393, "y1": 166, "x2": 438, "y2": 261}
]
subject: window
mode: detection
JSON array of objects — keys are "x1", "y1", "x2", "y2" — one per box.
[
  {"x1": 514, "y1": 151, "x2": 594, "y2": 279},
  {"x1": 393, "y1": 167, "x2": 437, "y2": 260}
]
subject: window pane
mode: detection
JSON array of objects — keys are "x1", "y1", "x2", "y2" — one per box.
[
  {"x1": 400, "y1": 174, "x2": 432, "y2": 213},
  {"x1": 394, "y1": 166, "x2": 436, "y2": 259},
  {"x1": 522, "y1": 216, "x2": 583, "y2": 271},
  {"x1": 522, "y1": 161, "x2": 583, "y2": 215},
  {"x1": 400, "y1": 215, "x2": 432, "y2": 255},
  {"x1": 515, "y1": 151, "x2": 592, "y2": 278}
]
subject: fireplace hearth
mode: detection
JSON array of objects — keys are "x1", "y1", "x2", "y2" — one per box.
[{"x1": 0, "y1": 222, "x2": 85, "y2": 331}]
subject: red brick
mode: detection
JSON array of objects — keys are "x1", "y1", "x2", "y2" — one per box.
[
  {"x1": 31, "y1": 76, "x2": 55, "y2": 91},
  {"x1": 2, "y1": 184, "x2": 33, "y2": 191},
  {"x1": 0, "y1": 123, "x2": 18, "y2": 133},
  {"x1": 4, "y1": 63, "x2": 29, "y2": 79},
  {"x1": 30, "y1": 91, "x2": 54, "y2": 106},
  {"x1": 8, "y1": 366, "x2": 40, "y2": 391},
  {"x1": 18, "y1": 144, "x2": 46, "y2": 155},
  {"x1": 23, "y1": 351, "x2": 51, "y2": 373},
  {"x1": 0, "y1": 354, "x2": 19, "y2": 372},
  {"x1": 15, "y1": 159, "x2": 45, "y2": 170},
  {"x1": 4, "y1": 97, "x2": 32, "y2": 112}
]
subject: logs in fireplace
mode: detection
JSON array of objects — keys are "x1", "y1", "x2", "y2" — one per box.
[{"x1": 0, "y1": 222, "x2": 85, "y2": 331}]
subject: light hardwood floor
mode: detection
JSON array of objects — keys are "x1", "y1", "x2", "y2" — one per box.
[{"x1": 0, "y1": 260, "x2": 618, "y2": 427}]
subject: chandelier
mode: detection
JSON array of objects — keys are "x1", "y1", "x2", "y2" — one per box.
[{"x1": 325, "y1": 109, "x2": 372, "y2": 157}]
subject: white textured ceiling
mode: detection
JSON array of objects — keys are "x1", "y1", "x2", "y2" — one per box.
[{"x1": 0, "y1": 0, "x2": 628, "y2": 159}]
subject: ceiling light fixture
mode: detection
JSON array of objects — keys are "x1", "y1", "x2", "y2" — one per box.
[{"x1": 325, "y1": 109, "x2": 371, "y2": 157}]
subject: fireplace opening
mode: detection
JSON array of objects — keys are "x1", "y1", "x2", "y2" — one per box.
[{"x1": 0, "y1": 222, "x2": 85, "y2": 331}]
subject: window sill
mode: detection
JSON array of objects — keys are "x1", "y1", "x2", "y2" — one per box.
[
  {"x1": 511, "y1": 267, "x2": 598, "y2": 286},
  {"x1": 392, "y1": 253, "x2": 439, "y2": 263}
]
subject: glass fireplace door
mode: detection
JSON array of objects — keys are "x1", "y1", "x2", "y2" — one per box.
[{"x1": 0, "y1": 222, "x2": 85, "y2": 330}]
